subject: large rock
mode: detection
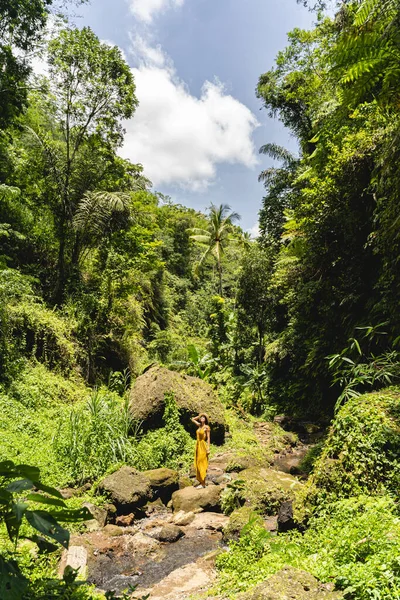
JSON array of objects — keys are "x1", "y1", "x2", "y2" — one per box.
[
  {"x1": 237, "y1": 566, "x2": 343, "y2": 599},
  {"x1": 144, "y1": 468, "x2": 179, "y2": 505},
  {"x1": 171, "y1": 486, "x2": 222, "y2": 513},
  {"x1": 223, "y1": 506, "x2": 255, "y2": 542},
  {"x1": 240, "y1": 467, "x2": 302, "y2": 515},
  {"x1": 98, "y1": 466, "x2": 152, "y2": 514},
  {"x1": 129, "y1": 366, "x2": 225, "y2": 444}
]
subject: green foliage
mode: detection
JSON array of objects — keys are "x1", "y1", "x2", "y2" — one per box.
[
  {"x1": 0, "y1": 363, "x2": 89, "y2": 486},
  {"x1": 220, "y1": 479, "x2": 246, "y2": 515},
  {"x1": 301, "y1": 387, "x2": 400, "y2": 511},
  {"x1": 216, "y1": 495, "x2": 400, "y2": 600},
  {"x1": 133, "y1": 393, "x2": 195, "y2": 472},
  {"x1": 327, "y1": 324, "x2": 400, "y2": 410},
  {"x1": 0, "y1": 460, "x2": 91, "y2": 600},
  {"x1": 54, "y1": 389, "x2": 140, "y2": 484}
]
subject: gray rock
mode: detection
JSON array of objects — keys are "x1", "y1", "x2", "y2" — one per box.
[
  {"x1": 152, "y1": 524, "x2": 184, "y2": 543},
  {"x1": 171, "y1": 485, "x2": 221, "y2": 513},
  {"x1": 144, "y1": 468, "x2": 179, "y2": 504},
  {"x1": 237, "y1": 566, "x2": 342, "y2": 599},
  {"x1": 98, "y1": 466, "x2": 152, "y2": 514},
  {"x1": 129, "y1": 366, "x2": 225, "y2": 444},
  {"x1": 277, "y1": 500, "x2": 296, "y2": 532}
]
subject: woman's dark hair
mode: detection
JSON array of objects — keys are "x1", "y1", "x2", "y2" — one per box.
[{"x1": 199, "y1": 413, "x2": 209, "y2": 425}]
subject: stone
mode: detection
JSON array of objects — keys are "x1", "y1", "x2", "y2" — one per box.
[
  {"x1": 127, "y1": 531, "x2": 160, "y2": 554},
  {"x1": 129, "y1": 365, "x2": 225, "y2": 444},
  {"x1": 173, "y1": 510, "x2": 196, "y2": 526},
  {"x1": 144, "y1": 468, "x2": 179, "y2": 504},
  {"x1": 131, "y1": 560, "x2": 216, "y2": 600},
  {"x1": 171, "y1": 485, "x2": 222, "y2": 513},
  {"x1": 223, "y1": 506, "x2": 256, "y2": 542},
  {"x1": 103, "y1": 525, "x2": 124, "y2": 537},
  {"x1": 236, "y1": 566, "x2": 343, "y2": 599},
  {"x1": 115, "y1": 513, "x2": 135, "y2": 527},
  {"x1": 62, "y1": 546, "x2": 87, "y2": 578},
  {"x1": 152, "y1": 524, "x2": 184, "y2": 543},
  {"x1": 239, "y1": 467, "x2": 302, "y2": 515},
  {"x1": 98, "y1": 466, "x2": 152, "y2": 514},
  {"x1": 277, "y1": 500, "x2": 296, "y2": 532},
  {"x1": 190, "y1": 512, "x2": 229, "y2": 531},
  {"x1": 83, "y1": 503, "x2": 108, "y2": 532},
  {"x1": 178, "y1": 475, "x2": 193, "y2": 489}
]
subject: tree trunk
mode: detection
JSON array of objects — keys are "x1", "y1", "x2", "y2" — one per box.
[{"x1": 218, "y1": 259, "x2": 223, "y2": 296}]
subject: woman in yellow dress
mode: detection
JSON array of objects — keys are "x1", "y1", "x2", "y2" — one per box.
[{"x1": 191, "y1": 413, "x2": 211, "y2": 488}]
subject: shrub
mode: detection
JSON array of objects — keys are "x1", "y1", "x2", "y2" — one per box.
[
  {"x1": 54, "y1": 389, "x2": 140, "y2": 484},
  {"x1": 216, "y1": 495, "x2": 400, "y2": 600},
  {"x1": 299, "y1": 386, "x2": 400, "y2": 513}
]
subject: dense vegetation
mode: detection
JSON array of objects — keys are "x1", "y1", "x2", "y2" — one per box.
[{"x1": 1, "y1": 0, "x2": 400, "y2": 598}]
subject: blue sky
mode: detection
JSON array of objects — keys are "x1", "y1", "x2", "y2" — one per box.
[{"x1": 75, "y1": 0, "x2": 315, "y2": 232}]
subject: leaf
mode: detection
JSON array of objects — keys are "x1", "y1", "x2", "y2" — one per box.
[
  {"x1": 0, "y1": 555, "x2": 28, "y2": 600},
  {"x1": 32, "y1": 481, "x2": 64, "y2": 499},
  {"x1": 4, "y1": 503, "x2": 28, "y2": 541},
  {"x1": 25, "y1": 494, "x2": 66, "y2": 508},
  {"x1": 6, "y1": 479, "x2": 34, "y2": 493},
  {"x1": 25, "y1": 510, "x2": 70, "y2": 548},
  {"x1": 14, "y1": 464, "x2": 41, "y2": 480},
  {"x1": 0, "y1": 488, "x2": 12, "y2": 504},
  {"x1": 47, "y1": 507, "x2": 93, "y2": 522}
]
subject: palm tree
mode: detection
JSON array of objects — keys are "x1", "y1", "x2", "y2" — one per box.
[{"x1": 189, "y1": 203, "x2": 240, "y2": 295}]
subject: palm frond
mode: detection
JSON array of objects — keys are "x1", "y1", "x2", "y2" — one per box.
[{"x1": 73, "y1": 191, "x2": 132, "y2": 239}]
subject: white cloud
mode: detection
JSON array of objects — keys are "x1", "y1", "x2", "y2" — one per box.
[
  {"x1": 122, "y1": 39, "x2": 259, "y2": 191},
  {"x1": 129, "y1": 0, "x2": 185, "y2": 23},
  {"x1": 248, "y1": 223, "x2": 260, "y2": 239}
]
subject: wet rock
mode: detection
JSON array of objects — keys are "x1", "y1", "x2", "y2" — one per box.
[
  {"x1": 129, "y1": 365, "x2": 225, "y2": 444},
  {"x1": 173, "y1": 510, "x2": 196, "y2": 526},
  {"x1": 98, "y1": 466, "x2": 152, "y2": 514},
  {"x1": 171, "y1": 485, "x2": 222, "y2": 513},
  {"x1": 152, "y1": 524, "x2": 184, "y2": 543},
  {"x1": 277, "y1": 500, "x2": 296, "y2": 532},
  {"x1": 115, "y1": 513, "x2": 135, "y2": 527},
  {"x1": 145, "y1": 497, "x2": 167, "y2": 515},
  {"x1": 237, "y1": 566, "x2": 342, "y2": 599},
  {"x1": 190, "y1": 512, "x2": 229, "y2": 531},
  {"x1": 131, "y1": 559, "x2": 216, "y2": 600},
  {"x1": 103, "y1": 525, "x2": 124, "y2": 537},
  {"x1": 144, "y1": 468, "x2": 179, "y2": 504}
]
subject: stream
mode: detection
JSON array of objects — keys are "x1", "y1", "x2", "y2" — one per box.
[{"x1": 63, "y1": 423, "x2": 319, "y2": 599}]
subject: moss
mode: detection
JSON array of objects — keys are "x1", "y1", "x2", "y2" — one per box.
[
  {"x1": 129, "y1": 365, "x2": 226, "y2": 443},
  {"x1": 0, "y1": 362, "x2": 89, "y2": 485},
  {"x1": 296, "y1": 386, "x2": 400, "y2": 517},
  {"x1": 223, "y1": 506, "x2": 256, "y2": 542},
  {"x1": 240, "y1": 467, "x2": 302, "y2": 515}
]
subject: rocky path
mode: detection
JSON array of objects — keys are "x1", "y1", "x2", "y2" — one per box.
[{"x1": 61, "y1": 423, "x2": 316, "y2": 600}]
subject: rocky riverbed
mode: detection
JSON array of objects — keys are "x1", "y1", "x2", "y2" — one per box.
[{"x1": 60, "y1": 420, "x2": 331, "y2": 600}]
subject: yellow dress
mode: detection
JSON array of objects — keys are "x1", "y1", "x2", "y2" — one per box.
[{"x1": 194, "y1": 427, "x2": 208, "y2": 485}]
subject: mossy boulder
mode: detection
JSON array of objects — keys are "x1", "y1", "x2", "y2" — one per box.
[
  {"x1": 237, "y1": 566, "x2": 342, "y2": 599},
  {"x1": 129, "y1": 365, "x2": 225, "y2": 444},
  {"x1": 143, "y1": 468, "x2": 179, "y2": 504},
  {"x1": 240, "y1": 467, "x2": 302, "y2": 515},
  {"x1": 297, "y1": 387, "x2": 400, "y2": 516},
  {"x1": 223, "y1": 506, "x2": 255, "y2": 542},
  {"x1": 98, "y1": 466, "x2": 152, "y2": 514}
]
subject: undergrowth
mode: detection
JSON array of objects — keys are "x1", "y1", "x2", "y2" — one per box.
[{"x1": 215, "y1": 496, "x2": 400, "y2": 600}]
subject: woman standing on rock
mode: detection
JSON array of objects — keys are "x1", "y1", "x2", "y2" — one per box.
[{"x1": 191, "y1": 413, "x2": 210, "y2": 488}]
